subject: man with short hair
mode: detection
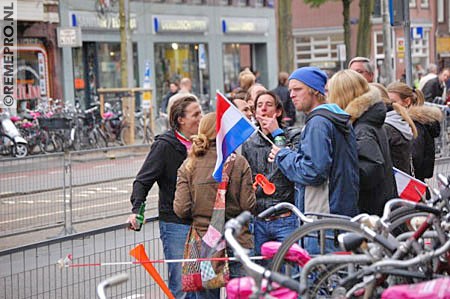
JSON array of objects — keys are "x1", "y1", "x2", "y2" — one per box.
[
  {"x1": 348, "y1": 56, "x2": 374, "y2": 83},
  {"x1": 167, "y1": 77, "x2": 199, "y2": 115},
  {"x1": 272, "y1": 72, "x2": 296, "y2": 126},
  {"x1": 419, "y1": 63, "x2": 438, "y2": 90},
  {"x1": 269, "y1": 66, "x2": 359, "y2": 219},
  {"x1": 422, "y1": 68, "x2": 450, "y2": 104}
]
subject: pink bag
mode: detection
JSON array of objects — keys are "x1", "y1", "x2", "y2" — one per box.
[
  {"x1": 226, "y1": 276, "x2": 297, "y2": 299},
  {"x1": 382, "y1": 278, "x2": 450, "y2": 299},
  {"x1": 261, "y1": 241, "x2": 311, "y2": 267}
]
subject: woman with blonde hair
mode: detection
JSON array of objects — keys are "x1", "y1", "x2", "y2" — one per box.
[
  {"x1": 328, "y1": 70, "x2": 397, "y2": 216},
  {"x1": 174, "y1": 112, "x2": 256, "y2": 299},
  {"x1": 387, "y1": 82, "x2": 442, "y2": 183},
  {"x1": 371, "y1": 82, "x2": 417, "y2": 174}
]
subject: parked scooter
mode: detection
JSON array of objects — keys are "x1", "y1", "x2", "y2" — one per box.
[{"x1": 0, "y1": 111, "x2": 28, "y2": 157}]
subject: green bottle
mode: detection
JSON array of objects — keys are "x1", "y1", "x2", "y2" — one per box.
[
  {"x1": 135, "y1": 202, "x2": 146, "y2": 231},
  {"x1": 274, "y1": 135, "x2": 286, "y2": 147}
]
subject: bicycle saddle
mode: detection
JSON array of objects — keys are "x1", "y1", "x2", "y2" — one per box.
[
  {"x1": 226, "y1": 276, "x2": 298, "y2": 299},
  {"x1": 261, "y1": 241, "x2": 311, "y2": 267}
]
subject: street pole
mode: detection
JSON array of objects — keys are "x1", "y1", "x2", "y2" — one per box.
[
  {"x1": 403, "y1": 0, "x2": 413, "y2": 86},
  {"x1": 125, "y1": 0, "x2": 134, "y2": 88},
  {"x1": 382, "y1": 0, "x2": 394, "y2": 85}
]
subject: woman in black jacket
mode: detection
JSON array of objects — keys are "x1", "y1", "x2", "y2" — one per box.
[
  {"x1": 374, "y1": 82, "x2": 417, "y2": 175},
  {"x1": 386, "y1": 83, "x2": 442, "y2": 182},
  {"x1": 328, "y1": 70, "x2": 397, "y2": 216},
  {"x1": 128, "y1": 95, "x2": 202, "y2": 299}
]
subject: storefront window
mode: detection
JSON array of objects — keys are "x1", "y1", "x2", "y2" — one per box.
[
  {"x1": 73, "y1": 42, "x2": 138, "y2": 108},
  {"x1": 98, "y1": 43, "x2": 121, "y2": 89},
  {"x1": 222, "y1": 43, "x2": 252, "y2": 94},
  {"x1": 12, "y1": 45, "x2": 50, "y2": 112},
  {"x1": 154, "y1": 43, "x2": 210, "y2": 111}
]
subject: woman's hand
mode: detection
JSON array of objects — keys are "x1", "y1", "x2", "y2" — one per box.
[
  {"x1": 127, "y1": 214, "x2": 138, "y2": 230},
  {"x1": 268, "y1": 145, "x2": 281, "y2": 163}
]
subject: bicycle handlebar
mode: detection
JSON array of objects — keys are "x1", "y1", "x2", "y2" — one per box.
[
  {"x1": 224, "y1": 212, "x2": 301, "y2": 293},
  {"x1": 257, "y1": 202, "x2": 313, "y2": 223},
  {"x1": 97, "y1": 273, "x2": 129, "y2": 299}
]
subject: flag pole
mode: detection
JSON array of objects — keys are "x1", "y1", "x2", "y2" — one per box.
[{"x1": 257, "y1": 128, "x2": 275, "y2": 146}]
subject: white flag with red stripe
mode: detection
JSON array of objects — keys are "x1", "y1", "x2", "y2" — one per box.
[{"x1": 393, "y1": 167, "x2": 427, "y2": 202}]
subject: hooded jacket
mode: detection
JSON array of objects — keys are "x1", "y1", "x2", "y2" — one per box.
[
  {"x1": 174, "y1": 145, "x2": 256, "y2": 249},
  {"x1": 409, "y1": 105, "x2": 442, "y2": 181},
  {"x1": 130, "y1": 130, "x2": 190, "y2": 224},
  {"x1": 384, "y1": 107, "x2": 414, "y2": 174},
  {"x1": 345, "y1": 87, "x2": 398, "y2": 216},
  {"x1": 275, "y1": 104, "x2": 359, "y2": 217},
  {"x1": 242, "y1": 127, "x2": 301, "y2": 215}
]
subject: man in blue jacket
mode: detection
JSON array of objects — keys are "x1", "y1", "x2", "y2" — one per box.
[{"x1": 268, "y1": 66, "x2": 359, "y2": 219}]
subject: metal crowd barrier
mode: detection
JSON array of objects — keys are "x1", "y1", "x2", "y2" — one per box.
[
  {"x1": 428, "y1": 157, "x2": 450, "y2": 190},
  {"x1": 0, "y1": 217, "x2": 166, "y2": 299},
  {"x1": 0, "y1": 145, "x2": 152, "y2": 238}
]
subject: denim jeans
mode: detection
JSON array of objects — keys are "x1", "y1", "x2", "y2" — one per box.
[
  {"x1": 159, "y1": 221, "x2": 195, "y2": 299},
  {"x1": 254, "y1": 214, "x2": 298, "y2": 257},
  {"x1": 303, "y1": 230, "x2": 340, "y2": 255}
]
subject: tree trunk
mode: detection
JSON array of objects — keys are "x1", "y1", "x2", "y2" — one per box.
[
  {"x1": 278, "y1": 0, "x2": 294, "y2": 73},
  {"x1": 356, "y1": 0, "x2": 375, "y2": 57},
  {"x1": 342, "y1": 0, "x2": 352, "y2": 66},
  {"x1": 119, "y1": 0, "x2": 128, "y2": 87}
]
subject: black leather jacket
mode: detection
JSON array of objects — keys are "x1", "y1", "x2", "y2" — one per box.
[{"x1": 242, "y1": 127, "x2": 301, "y2": 214}]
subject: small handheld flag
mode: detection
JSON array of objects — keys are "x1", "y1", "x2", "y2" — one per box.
[
  {"x1": 213, "y1": 91, "x2": 257, "y2": 182},
  {"x1": 393, "y1": 167, "x2": 427, "y2": 202}
]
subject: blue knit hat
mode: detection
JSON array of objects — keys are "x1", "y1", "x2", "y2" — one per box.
[{"x1": 288, "y1": 66, "x2": 327, "y2": 95}]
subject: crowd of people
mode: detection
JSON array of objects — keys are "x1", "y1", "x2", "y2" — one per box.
[{"x1": 127, "y1": 58, "x2": 444, "y2": 298}]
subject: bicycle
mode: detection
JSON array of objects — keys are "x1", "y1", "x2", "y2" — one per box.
[{"x1": 224, "y1": 211, "x2": 301, "y2": 298}]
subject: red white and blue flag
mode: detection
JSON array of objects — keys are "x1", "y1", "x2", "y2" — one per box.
[
  {"x1": 213, "y1": 91, "x2": 257, "y2": 182},
  {"x1": 393, "y1": 167, "x2": 427, "y2": 202}
]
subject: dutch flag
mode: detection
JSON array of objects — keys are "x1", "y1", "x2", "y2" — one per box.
[{"x1": 213, "y1": 91, "x2": 257, "y2": 182}]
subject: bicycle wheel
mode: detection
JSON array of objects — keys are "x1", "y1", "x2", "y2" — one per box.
[
  {"x1": 39, "y1": 131, "x2": 59, "y2": 153},
  {"x1": 71, "y1": 128, "x2": 83, "y2": 151},
  {"x1": 270, "y1": 219, "x2": 369, "y2": 295},
  {"x1": 387, "y1": 207, "x2": 429, "y2": 237},
  {"x1": 119, "y1": 125, "x2": 132, "y2": 145},
  {"x1": 142, "y1": 125, "x2": 154, "y2": 144},
  {"x1": 92, "y1": 129, "x2": 108, "y2": 148}
]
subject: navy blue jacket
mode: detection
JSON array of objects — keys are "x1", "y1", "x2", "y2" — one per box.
[{"x1": 275, "y1": 104, "x2": 359, "y2": 217}]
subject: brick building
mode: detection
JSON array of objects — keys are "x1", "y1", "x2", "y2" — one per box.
[{"x1": 290, "y1": 0, "x2": 436, "y2": 82}]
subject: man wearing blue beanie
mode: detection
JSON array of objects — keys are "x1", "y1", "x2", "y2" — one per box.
[{"x1": 267, "y1": 66, "x2": 360, "y2": 254}]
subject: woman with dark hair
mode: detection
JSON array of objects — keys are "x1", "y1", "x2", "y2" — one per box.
[
  {"x1": 174, "y1": 112, "x2": 255, "y2": 298},
  {"x1": 128, "y1": 95, "x2": 202, "y2": 299}
]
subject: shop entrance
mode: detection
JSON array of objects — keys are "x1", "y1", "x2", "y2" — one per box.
[
  {"x1": 154, "y1": 43, "x2": 210, "y2": 112},
  {"x1": 222, "y1": 43, "x2": 268, "y2": 95}
]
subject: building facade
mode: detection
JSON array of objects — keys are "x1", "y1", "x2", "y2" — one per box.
[
  {"x1": 59, "y1": 0, "x2": 277, "y2": 111},
  {"x1": 291, "y1": 0, "x2": 436, "y2": 82},
  {"x1": 436, "y1": 0, "x2": 450, "y2": 69},
  {"x1": 8, "y1": 0, "x2": 62, "y2": 112}
]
